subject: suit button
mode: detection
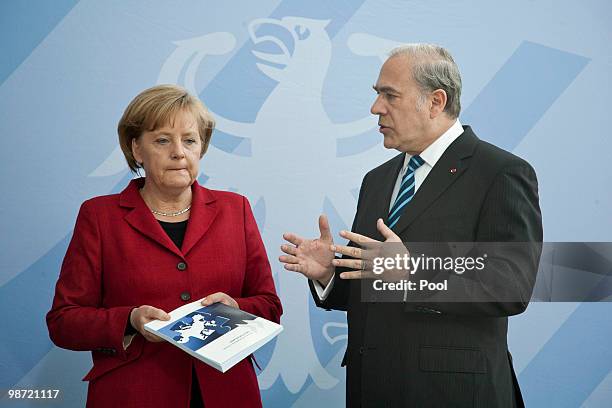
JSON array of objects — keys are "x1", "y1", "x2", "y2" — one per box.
[
  {"x1": 180, "y1": 292, "x2": 191, "y2": 301},
  {"x1": 359, "y1": 346, "x2": 365, "y2": 355},
  {"x1": 177, "y1": 262, "x2": 187, "y2": 271}
]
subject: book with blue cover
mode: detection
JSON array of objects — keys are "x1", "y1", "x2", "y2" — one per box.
[{"x1": 144, "y1": 300, "x2": 283, "y2": 372}]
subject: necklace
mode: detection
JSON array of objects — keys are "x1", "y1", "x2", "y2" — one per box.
[
  {"x1": 138, "y1": 188, "x2": 191, "y2": 217},
  {"x1": 150, "y1": 205, "x2": 191, "y2": 217}
]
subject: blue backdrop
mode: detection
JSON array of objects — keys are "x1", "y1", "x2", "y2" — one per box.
[{"x1": 1, "y1": 1, "x2": 611, "y2": 407}]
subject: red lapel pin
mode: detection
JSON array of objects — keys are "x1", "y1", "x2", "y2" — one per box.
[{"x1": 450, "y1": 168, "x2": 457, "y2": 174}]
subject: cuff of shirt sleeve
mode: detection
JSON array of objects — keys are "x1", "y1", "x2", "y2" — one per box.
[
  {"x1": 313, "y1": 275, "x2": 335, "y2": 301},
  {"x1": 122, "y1": 334, "x2": 136, "y2": 350},
  {"x1": 111, "y1": 306, "x2": 138, "y2": 360}
]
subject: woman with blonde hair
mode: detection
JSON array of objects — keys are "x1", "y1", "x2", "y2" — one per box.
[{"x1": 47, "y1": 84, "x2": 282, "y2": 407}]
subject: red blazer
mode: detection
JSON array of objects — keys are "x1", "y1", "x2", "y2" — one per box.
[{"x1": 47, "y1": 178, "x2": 282, "y2": 408}]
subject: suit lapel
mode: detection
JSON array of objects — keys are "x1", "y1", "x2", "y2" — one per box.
[
  {"x1": 392, "y1": 127, "x2": 479, "y2": 236},
  {"x1": 120, "y1": 179, "x2": 218, "y2": 258},
  {"x1": 121, "y1": 178, "x2": 184, "y2": 258},
  {"x1": 181, "y1": 181, "x2": 218, "y2": 256}
]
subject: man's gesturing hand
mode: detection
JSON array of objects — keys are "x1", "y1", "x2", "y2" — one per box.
[
  {"x1": 280, "y1": 215, "x2": 335, "y2": 286},
  {"x1": 331, "y1": 218, "x2": 407, "y2": 281}
]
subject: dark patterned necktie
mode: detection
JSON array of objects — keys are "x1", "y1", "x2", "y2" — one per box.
[{"x1": 388, "y1": 155, "x2": 425, "y2": 229}]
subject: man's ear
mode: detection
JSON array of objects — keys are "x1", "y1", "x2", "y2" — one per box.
[{"x1": 430, "y1": 89, "x2": 448, "y2": 118}]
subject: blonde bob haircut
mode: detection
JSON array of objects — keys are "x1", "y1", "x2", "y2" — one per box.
[{"x1": 118, "y1": 84, "x2": 215, "y2": 173}]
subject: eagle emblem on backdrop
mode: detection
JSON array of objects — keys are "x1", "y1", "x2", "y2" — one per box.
[{"x1": 92, "y1": 16, "x2": 417, "y2": 401}]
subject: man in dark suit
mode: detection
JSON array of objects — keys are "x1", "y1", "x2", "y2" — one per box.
[{"x1": 280, "y1": 44, "x2": 542, "y2": 407}]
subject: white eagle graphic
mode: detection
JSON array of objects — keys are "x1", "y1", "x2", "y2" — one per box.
[{"x1": 90, "y1": 17, "x2": 403, "y2": 393}]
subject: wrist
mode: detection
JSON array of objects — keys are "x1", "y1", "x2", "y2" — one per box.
[
  {"x1": 317, "y1": 270, "x2": 334, "y2": 287},
  {"x1": 125, "y1": 308, "x2": 138, "y2": 335}
]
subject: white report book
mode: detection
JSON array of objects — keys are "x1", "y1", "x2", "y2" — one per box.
[{"x1": 144, "y1": 300, "x2": 283, "y2": 373}]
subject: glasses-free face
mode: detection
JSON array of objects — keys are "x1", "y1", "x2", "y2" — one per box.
[
  {"x1": 132, "y1": 109, "x2": 202, "y2": 194},
  {"x1": 371, "y1": 56, "x2": 432, "y2": 155}
]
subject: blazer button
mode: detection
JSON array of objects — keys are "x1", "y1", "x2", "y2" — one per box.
[
  {"x1": 180, "y1": 292, "x2": 191, "y2": 301},
  {"x1": 177, "y1": 262, "x2": 187, "y2": 271}
]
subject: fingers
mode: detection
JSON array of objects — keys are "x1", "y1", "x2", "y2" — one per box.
[
  {"x1": 339, "y1": 230, "x2": 378, "y2": 245},
  {"x1": 331, "y1": 244, "x2": 363, "y2": 259},
  {"x1": 339, "y1": 270, "x2": 365, "y2": 279},
  {"x1": 318, "y1": 214, "x2": 333, "y2": 241},
  {"x1": 283, "y1": 263, "x2": 304, "y2": 274},
  {"x1": 332, "y1": 257, "x2": 366, "y2": 270},
  {"x1": 279, "y1": 244, "x2": 302, "y2": 273},
  {"x1": 376, "y1": 218, "x2": 401, "y2": 241},
  {"x1": 201, "y1": 292, "x2": 238, "y2": 309},
  {"x1": 146, "y1": 306, "x2": 171, "y2": 321},
  {"x1": 283, "y1": 232, "x2": 304, "y2": 247},
  {"x1": 132, "y1": 305, "x2": 171, "y2": 342},
  {"x1": 339, "y1": 268, "x2": 381, "y2": 280},
  {"x1": 133, "y1": 306, "x2": 170, "y2": 324},
  {"x1": 201, "y1": 292, "x2": 224, "y2": 306},
  {"x1": 279, "y1": 245, "x2": 299, "y2": 264},
  {"x1": 279, "y1": 254, "x2": 299, "y2": 264},
  {"x1": 280, "y1": 244, "x2": 297, "y2": 256}
]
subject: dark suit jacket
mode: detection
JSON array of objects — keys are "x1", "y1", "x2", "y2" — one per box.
[
  {"x1": 47, "y1": 178, "x2": 282, "y2": 408},
  {"x1": 310, "y1": 126, "x2": 542, "y2": 407}
]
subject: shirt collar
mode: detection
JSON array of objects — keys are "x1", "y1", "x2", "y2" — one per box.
[{"x1": 402, "y1": 119, "x2": 464, "y2": 172}]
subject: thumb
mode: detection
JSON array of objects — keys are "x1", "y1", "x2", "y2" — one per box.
[
  {"x1": 377, "y1": 218, "x2": 396, "y2": 240},
  {"x1": 149, "y1": 306, "x2": 171, "y2": 321},
  {"x1": 319, "y1": 214, "x2": 333, "y2": 242},
  {"x1": 201, "y1": 292, "x2": 222, "y2": 306}
]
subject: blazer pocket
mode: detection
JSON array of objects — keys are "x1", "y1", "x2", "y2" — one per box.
[
  {"x1": 419, "y1": 345, "x2": 487, "y2": 374},
  {"x1": 83, "y1": 335, "x2": 145, "y2": 382}
]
